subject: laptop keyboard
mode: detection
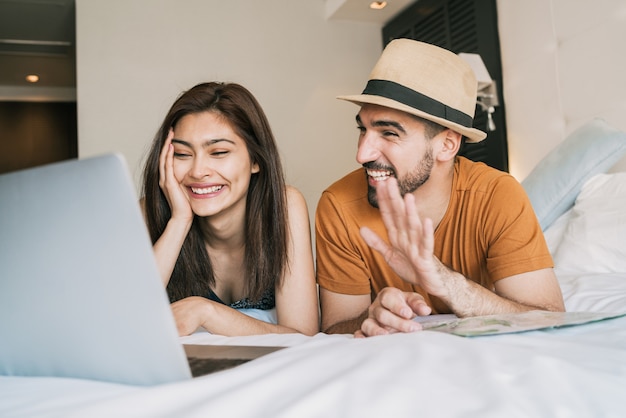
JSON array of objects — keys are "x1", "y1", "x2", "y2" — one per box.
[{"x1": 187, "y1": 356, "x2": 251, "y2": 377}]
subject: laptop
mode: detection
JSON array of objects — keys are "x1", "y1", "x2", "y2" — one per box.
[{"x1": 0, "y1": 153, "x2": 283, "y2": 386}]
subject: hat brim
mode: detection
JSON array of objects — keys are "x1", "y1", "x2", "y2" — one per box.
[{"x1": 337, "y1": 94, "x2": 487, "y2": 143}]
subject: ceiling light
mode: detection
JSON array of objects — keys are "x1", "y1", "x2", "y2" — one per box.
[
  {"x1": 370, "y1": 1, "x2": 387, "y2": 10},
  {"x1": 25, "y1": 74, "x2": 40, "y2": 83}
]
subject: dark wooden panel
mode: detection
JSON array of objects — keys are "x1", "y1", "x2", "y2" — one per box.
[
  {"x1": 383, "y1": 0, "x2": 509, "y2": 172},
  {"x1": 0, "y1": 101, "x2": 77, "y2": 174}
]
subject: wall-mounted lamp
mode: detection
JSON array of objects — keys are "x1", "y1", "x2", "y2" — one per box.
[
  {"x1": 25, "y1": 74, "x2": 40, "y2": 83},
  {"x1": 458, "y1": 53, "x2": 499, "y2": 132},
  {"x1": 369, "y1": 1, "x2": 387, "y2": 10}
]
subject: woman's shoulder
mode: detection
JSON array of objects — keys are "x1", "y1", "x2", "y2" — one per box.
[
  {"x1": 285, "y1": 185, "x2": 307, "y2": 208},
  {"x1": 284, "y1": 186, "x2": 311, "y2": 226}
]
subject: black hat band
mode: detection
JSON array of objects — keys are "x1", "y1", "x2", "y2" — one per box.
[{"x1": 362, "y1": 79, "x2": 474, "y2": 128}]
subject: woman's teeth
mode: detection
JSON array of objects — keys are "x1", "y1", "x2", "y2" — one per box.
[{"x1": 191, "y1": 185, "x2": 223, "y2": 194}]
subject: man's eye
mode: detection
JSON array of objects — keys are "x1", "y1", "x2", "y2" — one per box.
[
  {"x1": 356, "y1": 126, "x2": 366, "y2": 134},
  {"x1": 382, "y1": 130, "x2": 399, "y2": 137}
]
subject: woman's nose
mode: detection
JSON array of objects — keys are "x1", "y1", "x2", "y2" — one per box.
[{"x1": 189, "y1": 155, "x2": 212, "y2": 179}]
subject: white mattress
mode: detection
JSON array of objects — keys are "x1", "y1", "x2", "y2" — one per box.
[
  {"x1": 2, "y1": 270, "x2": 626, "y2": 418},
  {"x1": 3, "y1": 172, "x2": 626, "y2": 417}
]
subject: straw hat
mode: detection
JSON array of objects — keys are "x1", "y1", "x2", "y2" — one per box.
[{"x1": 338, "y1": 39, "x2": 486, "y2": 143}]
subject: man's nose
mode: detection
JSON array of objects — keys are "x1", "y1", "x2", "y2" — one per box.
[{"x1": 356, "y1": 133, "x2": 381, "y2": 165}]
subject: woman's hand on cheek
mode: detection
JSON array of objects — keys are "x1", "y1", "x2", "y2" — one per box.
[{"x1": 158, "y1": 128, "x2": 193, "y2": 223}]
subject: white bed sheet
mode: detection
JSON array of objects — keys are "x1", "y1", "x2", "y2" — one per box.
[
  {"x1": 3, "y1": 172, "x2": 626, "y2": 417},
  {"x1": 2, "y1": 270, "x2": 626, "y2": 418}
]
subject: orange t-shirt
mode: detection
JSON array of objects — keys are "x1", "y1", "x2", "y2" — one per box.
[{"x1": 315, "y1": 157, "x2": 553, "y2": 313}]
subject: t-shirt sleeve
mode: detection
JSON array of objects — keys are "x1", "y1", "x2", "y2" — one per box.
[
  {"x1": 315, "y1": 190, "x2": 372, "y2": 295},
  {"x1": 484, "y1": 175, "x2": 554, "y2": 281}
]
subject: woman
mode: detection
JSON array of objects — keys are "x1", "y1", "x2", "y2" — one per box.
[{"x1": 141, "y1": 82, "x2": 318, "y2": 336}]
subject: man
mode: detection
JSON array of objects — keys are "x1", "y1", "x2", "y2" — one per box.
[{"x1": 315, "y1": 39, "x2": 565, "y2": 337}]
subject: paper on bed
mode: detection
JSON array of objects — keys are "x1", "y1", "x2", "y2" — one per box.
[{"x1": 414, "y1": 311, "x2": 626, "y2": 337}]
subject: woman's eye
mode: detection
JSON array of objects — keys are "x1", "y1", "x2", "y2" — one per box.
[
  {"x1": 211, "y1": 150, "x2": 229, "y2": 157},
  {"x1": 173, "y1": 151, "x2": 191, "y2": 158}
]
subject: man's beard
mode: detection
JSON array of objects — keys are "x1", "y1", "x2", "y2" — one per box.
[{"x1": 366, "y1": 148, "x2": 434, "y2": 208}]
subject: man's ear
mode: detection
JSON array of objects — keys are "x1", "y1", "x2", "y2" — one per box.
[{"x1": 436, "y1": 129, "x2": 462, "y2": 162}]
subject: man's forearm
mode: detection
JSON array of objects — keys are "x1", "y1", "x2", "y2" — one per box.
[
  {"x1": 323, "y1": 311, "x2": 368, "y2": 334},
  {"x1": 441, "y1": 267, "x2": 564, "y2": 317},
  {"x1": 446, "y1": 276, "x2": 530, "y2": 317}
]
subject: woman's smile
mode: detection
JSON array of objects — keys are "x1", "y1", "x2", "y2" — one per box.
[{"x1": 188, "y1": 184, "x2": 225, "y2": 197}]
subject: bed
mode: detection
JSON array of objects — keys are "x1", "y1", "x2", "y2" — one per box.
[{"x1": 2, "y1": 119, "x2": 626, "y2": 417}]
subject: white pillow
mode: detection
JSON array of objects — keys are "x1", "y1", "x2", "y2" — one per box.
[
  {"x1": 553, "y1": 172, "x2": 626, "y2": 273},
  {"x1": 542, "y1": 208, "x2": 574, "y2": 255},
  {"x1": 521, "y1": 119, "x2": 626, "y2": 231}
]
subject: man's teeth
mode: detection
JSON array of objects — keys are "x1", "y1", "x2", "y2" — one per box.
[
  {"x1": 191, "y1": 185, "x2": 223, "y2": 194},
  {"x1": 367, "y1": 169, "x2": 392, "y2": 181}
]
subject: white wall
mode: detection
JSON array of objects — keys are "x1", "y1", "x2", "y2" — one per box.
[
  {"x1": 497, "y1": 0, "x2": 626, "y2": 180},
  {"x1": 77, "y1": 0, "x2": 626, "y2": 219},
  {"x1": 75, "y1": 0, "x2": 382, "y2": 223}
]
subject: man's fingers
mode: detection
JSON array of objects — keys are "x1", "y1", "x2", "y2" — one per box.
[
  {"x1": 376, "y1": 178, "x2": 407, "y2": 234},
  {"x1": 359, "y1": 317, "x2": 390, "y2": 337},
  {"x1": 360, "y1": 227, "x2": 390, "y2": 256},
  {"x1": 362, "y1": 309, "x2": 420, "y2": 336},
  {"x1": 371, "y1": 297, "x2": 421, "y2": 332},
  {"x1": 405, "y1": 292, "x2": 432, "y2": 317},
  {"x1": 378, "y1": 288, "x2": 415, "y2": 319}
]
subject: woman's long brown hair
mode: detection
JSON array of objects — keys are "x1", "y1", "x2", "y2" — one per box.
[{"x1": 141, "y1": 82, "x2": 288, "y2": 303}]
